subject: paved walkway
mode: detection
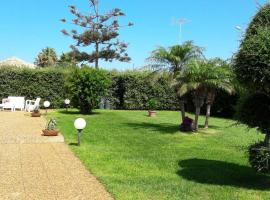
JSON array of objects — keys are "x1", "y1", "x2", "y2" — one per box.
[{"x1": 0, "y1": 112, "x2": 113, "y2": 200}]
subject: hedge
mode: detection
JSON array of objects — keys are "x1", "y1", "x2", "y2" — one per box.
[
  {"x1": 0, "y1": 67, "x2": 238, "y2": 117},
  {"x1": 0, "y1": 67, "x2": 66, "y2": 108},
  {"x1": 108, "y1": 71, "x2": 238, "y2": 117},
  {"x1": 108, "y1": 71, "x2": 181, "y2": 110}
]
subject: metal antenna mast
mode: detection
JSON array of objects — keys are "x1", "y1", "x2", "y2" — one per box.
[{"x1": 173, "y1": 18, "x2": 190, "y2": 44}]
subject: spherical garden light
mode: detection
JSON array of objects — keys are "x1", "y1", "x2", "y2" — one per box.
[
  {"x1": 74, "y1": 118, "x2": 87, "y2": 146},
  {"x1": 43, "y1": 101, "x2": 50, "y2": 115},
  {"x1": 64, "y1": 99, "x2": 70, "y2": 111}
]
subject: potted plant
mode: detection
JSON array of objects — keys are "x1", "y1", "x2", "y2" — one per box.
[
  {"x1": 42, "y1": 118, "x2": 59, "y2": 136},
  {"x1": 148, "y1": 99, "x2": 158, "y2": 117},
  {"x1": 31, "y1": 106, "x2": 41, "y2": 117}
]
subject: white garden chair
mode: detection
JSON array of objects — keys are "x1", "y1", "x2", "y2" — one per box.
[{"x1": 25, "y1": 97, "x2": 41, "y2": 112}]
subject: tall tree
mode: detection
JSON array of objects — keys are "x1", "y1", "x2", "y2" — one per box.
[
  {"x1": 175, "y1": 60, "x2": 234, "y2": 131},
  {"x1": 61, "y1": 0, "x2": 133, "y2": 69},
  {"x1": 147, "y1": 41, "x2": 204, "y2": 122},
  {"x1": 35, "y1": 47, "x2": 58, "y2": 67}
]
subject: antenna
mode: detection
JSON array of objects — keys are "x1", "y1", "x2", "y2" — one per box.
[{"x1": 172, "y1": 18, "x2": 190, "y2": 44}]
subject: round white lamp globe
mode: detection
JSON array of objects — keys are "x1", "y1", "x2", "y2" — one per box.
[
  {"x1": 44, "y1": 101, "x2": 50, "y2": 108},
  {"x1": 74, "y1": 118, "x2": 87, "y2": 130},
  {"x1": 64, "y1": 99, "x2": 70, "y2": 105}
]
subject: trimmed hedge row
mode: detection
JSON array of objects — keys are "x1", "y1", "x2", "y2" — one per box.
[
  {"x1": 0, "y1": 67, "x2": 238, "y2": 117},
  {"x1": 108, "y1": 71, "x2": 238, "y2": 117},
  {"x1": 109, "y1": 71, "x2": 181, "y2": 110},
  {"x1": 0, "y1": 67, "x2": 67, "y2": 108}
]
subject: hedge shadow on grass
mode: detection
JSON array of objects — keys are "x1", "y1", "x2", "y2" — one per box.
[
  {"x1": 124, "y1": 122, "x2": 179, "y2": 134},
  {"x1": 58, "y1": 110, "x2": 101, "y2": 115},
  {"x1": 177, "y1": 158, "x2": 270, "y2": 190}
]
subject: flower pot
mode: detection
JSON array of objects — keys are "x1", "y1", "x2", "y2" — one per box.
[
  {"x1": 31, "y1": 112, "x2": 41, "y2": 117},
  {"x1": 42, "y1": 129, "x2": 59, "y2": 136},
  {"x1": 148, "y1": 110, "x2": 156, "y2": 117}
]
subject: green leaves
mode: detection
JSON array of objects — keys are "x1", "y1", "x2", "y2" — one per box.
[
  {"x1": 66, "y1": 67, "x2": 111, "y2": 114},
  {"x1": 35, "y1": 47, "x2": 58, "y2": 67},
  {"x1": 147, "y1": 41, "x2": 204, "y2": 73},
  {"x1": 0, "y1": 67, "x2": 66, "y2": 107},
  {"x1": 234, "y1": 4, "x2": 270, "y2": 94},
  {"x1": 175, "y1": 59, "x2": 235, "y2": 97},
  {"x1": 61, "y1": 0, "x2": 133, "y2": 68}
]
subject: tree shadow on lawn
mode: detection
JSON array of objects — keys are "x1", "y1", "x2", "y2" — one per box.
[
  {"x1": 125, "y1": 122, "x2": 223, "y2": 135},
  {"x1": 198, "y1": 124, "x2": 222, "y2": 129},
  {"x1": 177, "y1": 158, "x2": 270, "y2": 190},
  {"x1": 124, "y1": 122, "x2": 180, "y2": 134}
]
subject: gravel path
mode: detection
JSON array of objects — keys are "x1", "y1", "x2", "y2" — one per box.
[{"x1": 0, "y1": 111, "x2": 113, "y2": 200}]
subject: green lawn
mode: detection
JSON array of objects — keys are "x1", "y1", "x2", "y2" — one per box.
[{"x1": 49, "y1": 109, "x2": 270, "y2": 200}]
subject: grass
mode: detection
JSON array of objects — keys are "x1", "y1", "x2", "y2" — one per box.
[{"x1": 49, "y1": 109, "x2": 270, "y2": 200}]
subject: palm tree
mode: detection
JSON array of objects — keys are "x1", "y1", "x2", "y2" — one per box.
[
  {"x1": 175, "y1": 59, "x2": 234, "y2": 131},
  {"x1": 147, "y1": 41, "x2": 204, "y2": 122},
  {"x1": 204, "y1": 59, "x2": 235, "y2": 128},
  {"x1": 58, "y1": 52, "x2": 78, "y2": 67},
  {"x1": 35, "y1": 47, "x2": 58, "y2": 67}
]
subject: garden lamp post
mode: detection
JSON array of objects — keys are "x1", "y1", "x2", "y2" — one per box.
[
  {"x1": 74, "y1": 118, "x2": 87, "y2": 146},
  {"x1": 64, "y1": 99, "x2": 70, "y2": 111},
  {"x1": 44, "y1": 101, "x2": 50, "y2": 115}
]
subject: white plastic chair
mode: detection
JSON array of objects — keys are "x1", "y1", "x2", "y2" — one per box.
[{"x1": 25, "y1": 97, "x2": 41, "y2": 112}]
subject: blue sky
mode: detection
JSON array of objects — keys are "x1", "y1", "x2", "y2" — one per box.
[{"x1": 0, "y1": 0, "x2": 267, "y2": 70}]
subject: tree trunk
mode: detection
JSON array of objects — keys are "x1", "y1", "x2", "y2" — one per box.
[
  {"x1": 95, "y1": 43, "x2": 99, "y2": 69},
  {"x1": 193, "y1": 92, "x2": 205, "y2": 131},
  {"x1": 204, "y1": 104, "x2": 211, "y2": 129},
  {"x1": 180, "y1": 100, "x2": 185, "y2": 123},
  {"x1": 194, "y1": 106, "x2": 201, "y2": 131},
  {"x1": 204, "y1": 91, "x2": 215, "y2": 129}
]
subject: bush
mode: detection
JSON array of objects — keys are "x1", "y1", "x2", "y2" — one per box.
[
  {"x1": 234, "y1": 4, "x2": 270, "y2": 94},
  {"x1": 0, "y1": 67, "x2": 239, "y2": 116},
  {"x1": 248, "y1": 141, "x2": 270, "y2": 173},
  {"x1": 109, "y1": 71, "x2": 180, "y2": 110},
  {"x1": 236, "y1": 92, "x2": 270, "y2": 173},
  {"x1": 66, "y1": 67, "x2": 111, "y2": 114},
  {"x1": 234, "y1": 3, "x2": 270, "y2": 172},
  {"x1": 108, "y1": 71, "x2": 238, "y2": 117},
  {"x1": 148, "y1": 99, "x2": 158, "y2": 110},
  {"x1": 236, "y1": 92, "x2": 270, "y2": 133},
  {"x1": 0, "y1": 67, "x2": 66, "y2": 107}
]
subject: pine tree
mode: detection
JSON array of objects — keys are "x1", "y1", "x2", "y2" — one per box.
[{"x1": 61, "y1": 0, "x2": 133, "y2": 69}]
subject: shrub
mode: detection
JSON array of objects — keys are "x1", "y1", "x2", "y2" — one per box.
[
  {"x1": 148, "y1": 99, "x2": 158, "y2": 110},
  {"x1": 0, "y1": 67, "x2": 66, "y2": 107},
  {"x1": 236, "y1": 93, "x2": 270, "y2": 134},
  {"x1": 236, "y1": 93, "x2": 270, "y2": 173},
  {"x1": 234, "y1": 4, "x2": 270, "y2": 94},
  {"x1": 46, "y1": 119, "x2": 57, "y2": 130},
  {"x1": 109, "y1": 71, "x2": 180, "y2": 110},
  {"x1": 0, "y1": 67, "x2": 239, "y2": 116},
  {"x1": 234, "y1": 3, "x2": 270, "y2": 172},
  {"x1": 108, "y1": 71, "x2": 238, "y2": 117},
  {"x1": 66, "y1": 67, "x2": 111, "y2": 114},
  {"x1": 248, "y1": 141, "x2": 270, "y2": 173}
]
